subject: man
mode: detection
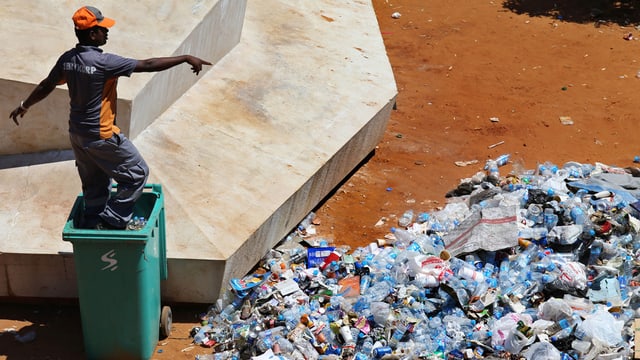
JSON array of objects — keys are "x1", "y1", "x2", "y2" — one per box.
[{"x1": 9, "y1": 5, "x2": 212, "y2": 229}]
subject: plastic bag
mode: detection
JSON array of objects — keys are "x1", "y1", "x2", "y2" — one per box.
[
  {"x1": 576, "y1": 309, "x2": 623, "y2": 346},
  {"x1": 443, "y1": 205, "x2": 519, "y2": 256},
  {"x1": 408, "y1": 254, "x2": 450, "y2": 279},
  {"x1": 561, "y1": 294, "x2": 594, "y2": 317},
  {"x1": 370, "y1": 301, "x2": 391, "y2": 327},
  {"x1": 550, "y1": 261, "x2": 587, "y2": 292},
  {"x1": 524, "y1": 341, "x2": 561, "y2": 360},
  {"x1": 504, "y1": 328, "x2": 533, "y2": 354},
  {"x1": 537, "y1": 298, "x2": 573, "y2": 322},
  {"x1": 490, "y1": 313, "x2": 533, "y2": 350}
]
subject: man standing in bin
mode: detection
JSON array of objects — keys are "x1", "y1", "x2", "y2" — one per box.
[{"x1": 9, "y1": 6, "x2": 212, "y2": 229}]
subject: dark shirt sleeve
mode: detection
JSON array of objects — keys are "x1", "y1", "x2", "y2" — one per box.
[
  {"x1": 101, "y1": 53, "x2": 137, "y2": 78},
  {"x1": 49, "y1": 56, "x2": 67, "y2": 85}
]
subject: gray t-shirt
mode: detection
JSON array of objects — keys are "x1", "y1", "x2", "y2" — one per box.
[{"x1": 49, "y1": 45, "x2": 137, "y2": 139}]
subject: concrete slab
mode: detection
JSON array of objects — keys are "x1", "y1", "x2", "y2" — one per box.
[
  {"x1": 0, "y1": 0, "x2": 397, "y2": 303},
  {"x1": 0, "y1": 0, "x2": 246, "y2": 156}
]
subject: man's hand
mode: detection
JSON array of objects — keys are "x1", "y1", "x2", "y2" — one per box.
[
  {"x1": 9, "y1": 104, "x2": 28, "y2": 126},
  {"x1": 8, "y1": 78, "x2": 57, "y2": 125},
  {"x1": 186, "y1": 56, "x2": 212, "y2": 75}
]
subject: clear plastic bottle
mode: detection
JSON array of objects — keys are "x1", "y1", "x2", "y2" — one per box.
[
  {"x1": 485, "y1": 160, "x2": 500, "y2": 177},
  {"x1": 390, "y1": 227, "x2": 415, "y2": 248},
  {"x1": 442, "y1": 272, "x2": 470, "y2": 306},
  {"x1": 293, "y1": 338, "x2": 319, "y2": 360},
  {"x1": 512, "y1": 244, "x2": 539, "y2": 273},
  {"x1": 416, "y1": 212, "x2": 431, "y2": 224},
  {"x1": 538, "y1": 161, "x2": 558, "y2": 177},
  {"x1": 591, "y1": 198, "x2": 613, "y2": 212},
  {"x1": 398, "y1": 210, "x2": 414, "y2": 228},
  {"x1": 413, "y1": 233, "x2": 444, "y2": 256},
  {"x1": 256, "y1": 334, "x2": 275, "y2": 354},
  {"x1": 298, "y1": 212, "x2": 316, "y2": 231},
  {"x1": 563, "y1": 161, "x2": 585, "y2": 178},
  {"x1": 484, "y1": 154, "x2": 509, "y2": 173},
  {"x1": 359, "y1": 273, "x2": 371, "y2": 295},
  {"x1": 550, "y1": 319, "x2": 575, "y2": 342},
  {"x1": 360, "y1": 336, "x2": 374, "y2": 356},
  {"x1": 127, "y1": 216, "x2": 146, "y2": 230},
  {"x1": 482, "y1": 262, "x2": 496, "y2": 279},
  {"x1": 258, "y1": 326, "x2": 286, "y2": 341},
  {"x1": 543, "y1": 208, "x2": 558, "y2": 231},
  {"x1": 471, "y1": 278, "x2": 491, "y2": 300},
  {"x1": 364, "y1": 279, "x2": 393, "y2": 302},
  {"x1": 495, "y1": 154, "x2": 510, "y2": 167},
  {"x1": 588, "y1": 240, "x2": 603, "y2": 265},
  {"x1": 456, "y1": 262, "x2": 485, "y2": 283},
  {"x1": 498, "y1": 259, "x2": 512, "y2": 289},
  {"x1": 468, "y1": 322, "x2": 492, "y2": 343},
  {"x1": 193, "y1": 324, "x2": 212, "y2": 344},
  {"x1": 413, "y1": 272, "x2": 439, "y2": 288},
  {"x1": 518, "y1": 227, "x2": 548, "y2": 246},
  {"x1": 387, "y1": 322, "x2": 408, "y2": 349},
  {"x1": 623, "y1": 254, "x2": 633, "y2": 278},
  {"x1": 444, "y1": 314, "x2": 476, "y2": 335},
  {"x1": 526, "y1": 204, "x2": 544, "y2": 225},
  {"x1": 219, "y1": 303, "x2": 236, "y2": 322},
  {"x1": 354, "y1": 353, "x2": 369, "y2": 360}
]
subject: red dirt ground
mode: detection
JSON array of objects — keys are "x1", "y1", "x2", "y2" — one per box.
[{"x1": 2, "y1": 1, "x2": 639, "y2": 359}]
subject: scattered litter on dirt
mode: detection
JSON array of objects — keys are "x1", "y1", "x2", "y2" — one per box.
[
  {"x1": 487, "y1": 141, "x2": 504, "y2": 149},
  {"x1": 559, "y1": 116, "x2": 574, "y2": 126},
  {"x1": 454, "y1": 160, "x2": 479, "y2": 167}
]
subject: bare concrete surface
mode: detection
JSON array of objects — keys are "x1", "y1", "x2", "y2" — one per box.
[{"x1": 0, "y1": 0, "x2": 397, "y2": 303}]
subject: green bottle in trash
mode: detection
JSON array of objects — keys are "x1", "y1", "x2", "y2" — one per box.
[{"x1": 62, "y1": 184, "x2": 172, "y2": 360}]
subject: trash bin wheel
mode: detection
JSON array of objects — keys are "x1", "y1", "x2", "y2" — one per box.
[{"x1": 160, "y1": 306, "x2": 172, "y2": 338}]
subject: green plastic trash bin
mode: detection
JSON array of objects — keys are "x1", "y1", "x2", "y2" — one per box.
[{"x1": 62, "y1": 184, "x2": 172, "y2": 360}]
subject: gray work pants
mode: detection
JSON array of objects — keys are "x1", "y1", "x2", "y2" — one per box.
[{"x1": 69, "y1": 132, "x2": 149, "y2": 228}]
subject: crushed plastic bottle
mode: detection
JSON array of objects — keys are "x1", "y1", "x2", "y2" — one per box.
[
  {"x1": 126, "y1": 216, "x2": 146, "y2": 230},
  {"x1": 14, "y1": 330, "x2": 37, "y2": 343},
  {"x1": 484, "y1": 154, "x2": 510, "y2": 171},
  {"x1": 397, "y1": 209, "x2": 414, "y2": 228}
]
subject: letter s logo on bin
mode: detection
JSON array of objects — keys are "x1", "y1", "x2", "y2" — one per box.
[{"x1": 101, "y1": 249, "x2": 118, "y2": 271}]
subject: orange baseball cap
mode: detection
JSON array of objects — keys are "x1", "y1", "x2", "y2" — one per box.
[{"x1": 72, "y1": 6, "x2": 115, "y2": 30}]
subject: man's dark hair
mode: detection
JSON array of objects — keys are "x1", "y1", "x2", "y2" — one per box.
[{"x1": 74, "y1": 27, "x2": 94, "y2": 44}]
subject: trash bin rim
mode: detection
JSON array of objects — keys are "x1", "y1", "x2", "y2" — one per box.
[{"x1": 62, "y1": 184, "x2": 163, "y2": 242}]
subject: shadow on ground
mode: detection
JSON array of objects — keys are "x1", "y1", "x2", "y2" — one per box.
[
  {"x1": 503, "y1": 0, "x2": 640, "y2": 25},
  {"x1": 0, "y1": 301, "x2": 84, "y2": 360},
  {"x1": 0, "y1": 300, "x2": 204, "y2": 360}
]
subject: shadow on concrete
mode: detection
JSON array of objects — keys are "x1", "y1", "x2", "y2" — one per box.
[
  {"x1": 0, "y1": 150, "x2": 75, "y2": 170},
  {"x1": 502, "y1": 0, "x2": 639, "y2": 26}
]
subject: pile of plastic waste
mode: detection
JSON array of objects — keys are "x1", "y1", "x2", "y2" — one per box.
[{"x1": 191, "y1": 156, "x2": 640, "y2": 360}]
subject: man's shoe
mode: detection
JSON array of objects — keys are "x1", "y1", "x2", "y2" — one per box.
[{"x1": 78, "y1": 214, "x2": 101, "y2": 229}]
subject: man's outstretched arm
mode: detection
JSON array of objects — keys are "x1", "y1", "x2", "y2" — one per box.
[{"x1": 134, "y1": 55, "x2": 212, "y2": 75}]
